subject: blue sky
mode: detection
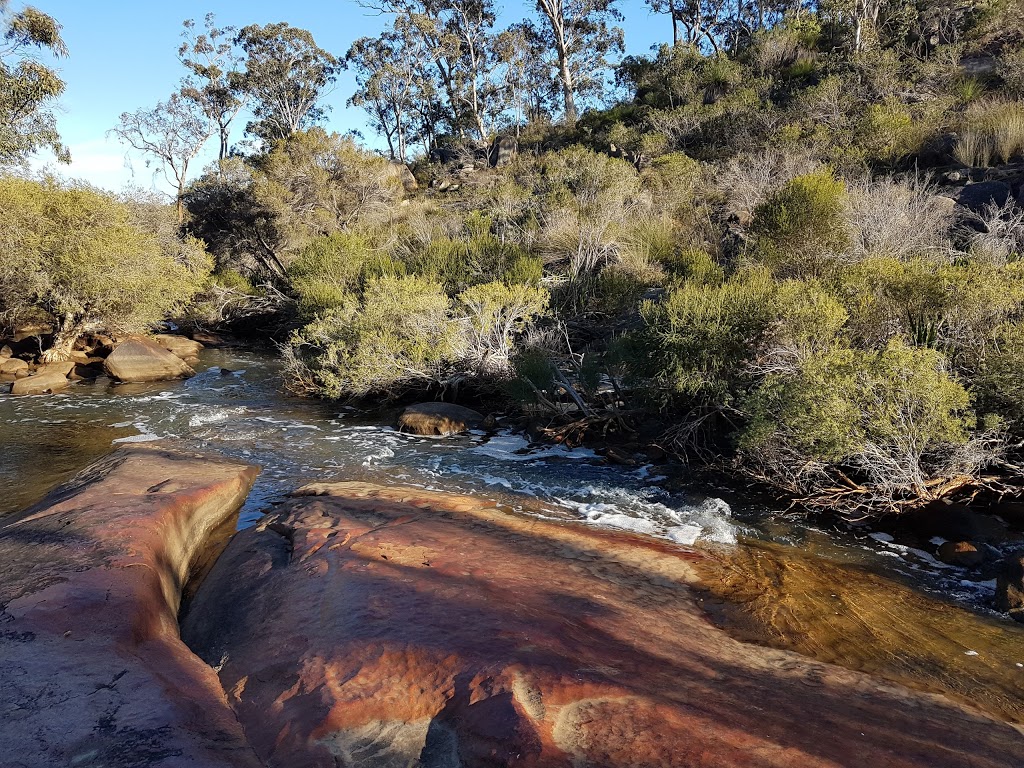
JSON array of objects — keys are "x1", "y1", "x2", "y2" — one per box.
[{"x1": 28, "y1": 1, "x2": 669, "y2": 195}]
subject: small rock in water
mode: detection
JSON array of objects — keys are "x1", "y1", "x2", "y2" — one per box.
[
  {"x1": 397, "y1": 402, "x2": 484, "y2": 436},
  {"x1": 937, "y1": 541, "x2": 987, "y2": 568}
]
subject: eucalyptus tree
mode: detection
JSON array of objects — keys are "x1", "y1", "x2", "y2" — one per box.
[
  {"x1": 347, "y1": 31, "x2": 427, "y2": 162},
  {"x1": 494, "y1": 23, "x2": 555, "y2": 132},
  {"x1": 110, "y1": 93, "x2": 215, "y2": 223},
  {"x1": 361, "y1": 0, "x2": 500, "y2": 140},
  {"x1": 179, "y1": 13, "x2": 246, "y2": 167},
  {"x1": 0, "y1": 0, "x2": 68, "y2": 165},
  {"x1": 532, "y1": 0, "x2": 624, "y2": 124},
  {"x1": 235, "y1": 22, "x2": 340, "y2": 144}
]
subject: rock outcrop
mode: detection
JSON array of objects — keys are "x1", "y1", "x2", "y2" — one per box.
[
  {"x1": 153, "y1": 333, "x2": 205, "y2": 366},
  {"x1": 182, "y1": 482, "x2": 1024, "y2": 768},
  {"x1": 0, "y1": 447, "x2": 261, "y2": 768},
  {"x1": 104, "y1": 336, "x2": 195, "y2": 383},
  {"x1": 10, "y1": 369, "x2": 70, "y2": 395},
  {"x1": 397, "y1": 402, "x2": 484, "y2": 436}
]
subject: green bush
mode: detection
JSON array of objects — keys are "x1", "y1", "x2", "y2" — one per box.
[
  {"x1": 975, "y1": 321, "x2": 1024, "y2": 429},
  {"x1": 750, "y1": 169, "x2": 851, "y2": 278},
  {"x1": 740, "y1": 342, "x2": 972, "y2": 495},
  {"x1": 288, "y1": 233, "x2": 373, "y2": 317},
  {"x1": 840, "y1": 257, "x2": 1024, "y2": 368},
  {"x1": 286, "y1": 275, "x2": 465, "y2": 399},
  {"x1": 459, "y1": 281, "x2": 549, "y2": 373},
  {"x1": 641, "y1": 267, "x2": 776, "y2": 404},
  {"x1": 0, "y1": 175, "x2": 210, "y2": 357}
]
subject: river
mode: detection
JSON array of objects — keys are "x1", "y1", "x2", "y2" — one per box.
[{"x1": 3, "y1": 343, "x2": 1024, "y2": 724}]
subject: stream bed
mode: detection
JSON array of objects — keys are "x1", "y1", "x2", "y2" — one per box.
[{"x1": 3, "y1": 343, "x2": 1024, "y2": 724}]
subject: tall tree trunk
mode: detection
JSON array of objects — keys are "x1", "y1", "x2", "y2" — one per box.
[{"x1": 559, "y1": 53, "x2": 577, "y2": 124}]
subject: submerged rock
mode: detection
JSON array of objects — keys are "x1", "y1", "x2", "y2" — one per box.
[
  {"x1": 0, "y1": 446, "x2": 261, "y2": 767},
  {"x1": 397, "y1": 402, "x2": 485, "y2": 435},
  {"x1": 182, "y1": 482, "x2": 1024, "y2": 768},
  {"x1": 104, "y1": 336, "x2": 195, "y2": 383},
  {"x1": 937, "y1": 540, "x2": 987, "y2": 568}
]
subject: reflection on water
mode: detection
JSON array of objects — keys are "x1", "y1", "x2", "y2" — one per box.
[{"x1": 693, "y1": 540, "x2": 1024, "y2": 725}]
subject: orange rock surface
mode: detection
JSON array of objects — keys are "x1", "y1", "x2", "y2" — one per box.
[
  {"x1": 183, "y1": 482, "x2": 1024, "y2": 767},
  {"x1": 0, "y1": 447, "x2": 261, "y2": 768}
]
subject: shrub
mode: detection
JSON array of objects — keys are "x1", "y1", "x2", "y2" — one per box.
[
  {"x1": 977, "y1": 322, "x2": 1024, "y2": 428},
  {"x1": 964, "y1": 200, "x2": 1024, "y2": 264},
  {"x1": 840, "y1": 257, "x2": 1024, "y2": 368},
  {"x1": 288, "y1": 233, "x2": 373, "y2": 318},
  {"x1": 856, "y1": 100, "x2": 924, "y2": 163},
  {"x1": 0, "y1": 175, "x2": 210, "y2": 358},
  {"x1": 285, "y1": 275, "x2": 465, "y2": 399},
  {"x1": 739, "y1": 342, "x2": 974, "y2": 503},
  {"x1": 845, "y1": 176, "x2": 954, "y2": 260},
  {"x1": 459, "y1": 281, "x2": 549, "y2": 374},
  {"x1": 954, "y1": 100, "x2": 1024, "y2": 166},
  {"x1": 750, "y1": 169, "x2": 851, "y2": 277},
  {"x1": 660, "y1": 248, "x2": 725, "y2": 284},
  {"x1": 641, "y1": 267, "x2": 776, "y2": 404}
]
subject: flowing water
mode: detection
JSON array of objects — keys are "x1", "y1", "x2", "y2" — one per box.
[{"x1": 3, "y1": 344, "x2": 1024, "y2": 724}]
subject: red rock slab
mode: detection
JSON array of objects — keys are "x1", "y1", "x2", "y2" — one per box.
[
  {"x1": 0, "y1": 446, "x2": 262, "y2": 768},
  {"x1": 182, "y1": 482, "x2": 1024, "y2": 768}
]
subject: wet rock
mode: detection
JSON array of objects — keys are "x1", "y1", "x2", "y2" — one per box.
[
  {"x1": 645, "y1": 443, "x2": 667, "y2": 462},
  {"x1": 0, "y1": 357, "x2": 29, "y2": 374},
  {"x1": 0, "y1": 446, "x2": 261, "y2": 767},
  {"x1": 995, "y1": 555, "x2": 1024, "y2": 622},
  {"x1": 898, "y1": 503, "x2": 1011, "y2": 545},
  {"x1": 182, "y1": 483, "x2": 1024, "y2": 768},
  {"x1": 72, "y1": 362, "x2": 104, "y2": 380},
  {"x1": 397, "y1": 402, "x2": 484, "y2": 435},
  {"x1": 10, "y1": 370, "x2": 70, "y2": 395},
  {"x1": 153, "y1": 333, "x2": 204, "y2": 362},
  {"x1": 104, "y1": 336, "x2": 195, "y2": 383},
  {"x1": 937, "y1": 540, "x2": 987, "y2": 568}
]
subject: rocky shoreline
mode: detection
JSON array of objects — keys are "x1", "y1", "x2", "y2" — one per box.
[{"x1": 3, "y1": 448, "x2": 1024, "y2": 766}]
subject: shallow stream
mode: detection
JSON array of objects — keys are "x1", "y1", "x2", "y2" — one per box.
[{"x1": 3, "y1": 344, "x2": 1024, "y2": 723}]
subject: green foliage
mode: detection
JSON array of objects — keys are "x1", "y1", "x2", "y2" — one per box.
[
  {"x1": 977, "y1": 322, "x2": 1024, "y2": 428},
  {"x1": 286, "y1": 275, "x2": 464, "y2": 399},
  {"x1": 211, "y1": 268, "x2": 257, "y2": 294},
  {"x1": 954, "y1": 100, "x2": 1024, "y2": 166},
  {"x1": 641, "y1": 267, "x2": 776, "y2": 404},
  {"x1": 659, "y1": 247, "x2": 724, "y2": 284},
  {"x1": 236, "y1": 22, "x2": 340, "y2": 143},
  {"x1": 0, "y1": 175, "x2": 210, "y2": 350},
  {"x1": 0, "y1": 3, "x2": 68, "y2": 165},
  {"x1": 751, "y1": 169, "x2": 851, "y2": 277},
  {"x1": 459, "y1": 281, "x2": 549, "y2": 372},
  {"x1": 840, "y1": 257, "x2": 1024, "y2": 368},
  {"x1": 288, "y1": 233, "x2": 374, "y2": 317},
  {"x1": 740, "y1": 343, "x2": 971, "y2": 473}
]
